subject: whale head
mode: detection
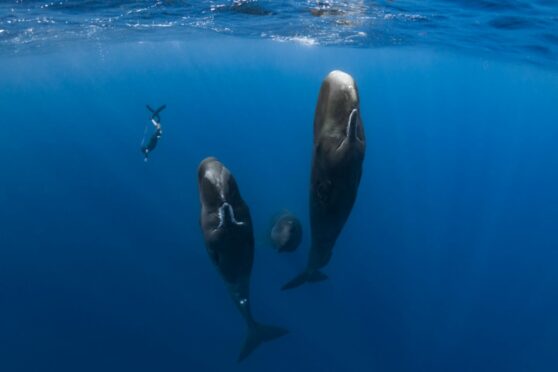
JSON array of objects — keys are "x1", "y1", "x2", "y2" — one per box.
[
  {"x1": 314, "y1": 70, "x2": 365, "y2": 159},
  {"x1": 198, "y1": 157, "x2": 245, "y2": 229}
]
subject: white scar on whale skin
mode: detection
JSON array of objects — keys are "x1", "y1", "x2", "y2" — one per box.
[{"x1": 217, "y1": 202, "x2": 244, "y2": 228}]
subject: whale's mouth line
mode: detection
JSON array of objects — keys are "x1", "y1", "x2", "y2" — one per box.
[
  {"x1": 346, "y1": 108, "x2": 358, "y2": 138},
  {"x1": 336, "y1": 108, "x2": 361, "y2": 151},
  {"x1": 217, "y1": 202, "x2": 244, "y2": 228}
]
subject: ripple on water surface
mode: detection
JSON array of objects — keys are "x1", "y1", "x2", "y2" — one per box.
[{"x1": 0, "y1": 0, "x2": 556, "y2": 68}]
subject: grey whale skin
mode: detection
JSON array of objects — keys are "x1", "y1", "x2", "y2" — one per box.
[
  {"x1": 269, "y1": 211, "x2": 303, "y2": 253},
  {"x1": 197, "y1": 157, "x2": 288, "y2": 362},
  {"x1": 282, "y1": 70, "x2": 366, "y2": 290}
]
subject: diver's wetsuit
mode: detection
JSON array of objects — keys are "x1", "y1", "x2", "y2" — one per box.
[
  {"x1": 141, "y1": 104, "x2": 166, "y2": 161},
  {"x1": 141, "y1": 124, "x2": 162, "y2": 160}
]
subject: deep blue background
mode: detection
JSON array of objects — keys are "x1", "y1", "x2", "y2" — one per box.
[{"x1": 1, "y1": 36, "x2": 558, "y2": 371}]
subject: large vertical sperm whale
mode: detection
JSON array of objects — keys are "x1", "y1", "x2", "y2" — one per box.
[
  {"x1": 282, "y1": 70, "x2": 366, "y2": 290},
  {"x1": 197, "y1": 157, "x2": 288, "y2": 361}
]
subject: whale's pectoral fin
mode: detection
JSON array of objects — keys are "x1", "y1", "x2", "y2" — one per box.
[
  {"x1": 238, "y1": 323, "x2": 288, "y2": 363},
  {"x1": 281, "y1": 270, "x2": 328, "y2": 290}
]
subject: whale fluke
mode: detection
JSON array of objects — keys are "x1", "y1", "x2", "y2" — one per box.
[
  {"x1": 281, "y1": 270, "x2": 328, "y2": 291},
  {"x1": 238, "y1": 323, "x2": 289, "y2": 362}
]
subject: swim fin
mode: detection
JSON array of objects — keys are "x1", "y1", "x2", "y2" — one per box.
[
  {"x1": 153, "y1": 104, "x2": 166, "y2": 115},
  {"x1": 146, "y1": 104, "x2": 166, "y2": 115}
]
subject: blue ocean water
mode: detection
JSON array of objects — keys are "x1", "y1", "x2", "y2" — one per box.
[{"x1": 1, "y1": 1, "x2": 558, "y2": 371}]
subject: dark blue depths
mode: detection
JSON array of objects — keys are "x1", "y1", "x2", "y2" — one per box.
[{"x1": 1, "y1": 38, "x2": 558, "y2": 372}]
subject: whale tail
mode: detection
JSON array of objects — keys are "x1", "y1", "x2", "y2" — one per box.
[
  {"x1": 281, "y1": 270, "x2": 328, "y2": 290},
  {"x1": 238, "y1": 322, "x2": 288, "y2": 362}
]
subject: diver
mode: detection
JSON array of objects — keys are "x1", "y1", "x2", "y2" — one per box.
[{"x1": 141, "y1": 104, "x2": 166, "y2": 162}]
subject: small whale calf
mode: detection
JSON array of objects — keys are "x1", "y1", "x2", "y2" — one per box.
[
  {"x1": 269, "y1": 211, "x2": 303, "y2": 253},
  {"x1": 283, "y1": 70, "x2": 366, "y2": 290},
  {"x1": 197, "y1": 157, "x2": 288, "y2": 362}
]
